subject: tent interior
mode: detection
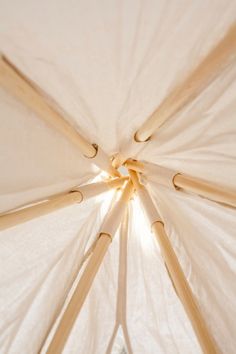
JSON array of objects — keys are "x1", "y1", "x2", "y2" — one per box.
[{"x1": 0, "y1": 1, "x2": 236, "y2": 353}]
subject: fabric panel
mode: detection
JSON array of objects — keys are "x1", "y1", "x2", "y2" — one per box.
[
  {"x1": 0, "y1": 88, "x2": 96, "y2": 213},
  {"x1": 148, "y1": 183, "x2": 236, "y2": 353},
  {"x1": 1, "y1": 0, "x2": 236, "y2": 154},
  {"x1": 0, "y1": 195, "x2": 111, "y2": 353},
  {"x1": 126, "y1": 200, "x2": 202, "y2": 354}
]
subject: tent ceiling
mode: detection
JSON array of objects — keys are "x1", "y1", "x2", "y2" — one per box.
[{"x1": 0, "y1": 0, "x2": 236, "y2": 353}]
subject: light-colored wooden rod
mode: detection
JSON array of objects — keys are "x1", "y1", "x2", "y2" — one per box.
[
  {"x1": 0, "y1": 191, "x2": 82, "y2": 232},
  {"x1": 106, "y1": 176, "x2": 129, "y2": 189},
  {"x1": 0, "y1": 56, "x2": 94, "y2": 156},
  {"x1": 0, "y1": 55, "x2": 119, "y2": 177},
  {"x1": 111, "y1": 152, "x2": 126, "y2": 169},
  {"x1": 128, "y1": 169, "x2": 143, "y2": 191},
  {"x1": 0, "y1": 177, "x2": 127, "y2": 231},
  {"x1": 129, "y1": 171, "x2": 219, "y2": 354},
  {"x1": 124, "y1": 159, "x2": 145, "y2": 173},
  {"x1": 152, "y1": 222, "x2": 218, "y2": 354},
  {"x1": 134, "y1": 24, "x2": 236, "y2": 142},
  {"x1": 46, "y1": 181, "x2": 133, "y2": 354},
  {"x1": 174, "y1": 174, "x2": 236, "y2": 208},
  {"x1": 46, "y1": 233, "x2": 111, "y2": 354},
  {"x1": 126, "y1": 159, "x2": 236, "y2": 208}
]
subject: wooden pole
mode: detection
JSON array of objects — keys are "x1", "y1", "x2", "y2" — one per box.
[
  {"x1": 125, "y1": 159, "x2": 236, "y2": 208},
  {"x1": 129, "y1": 170, "x2": 219, "y2": 354},
  {"x1": 0, "y1": 177, "x2": 127, "y2": 231},
  {"x1": 0, "y1": 56, "x2": 119, "y2": 177},
  {"x1": 106, "y1": 176, "x2": 128, "y2": 189},
  {"x1": 152, "y1": 222, "x2": 219, "y2": 354},
  {"x1": 46, "y1": 233, "x2": 111, "y2": 354},
  {"x1": 134, "y1": 24, "x2": 236, "y2": 142},
  {"x1": 46, "y1": 181, "x2": 133, "y2": 354},
  {"x1": 124, "y1": 159, "x2": 145, "y2": 173},
  {"x1": 173, "y1": 174, "x2": 236, "y2": 208}
]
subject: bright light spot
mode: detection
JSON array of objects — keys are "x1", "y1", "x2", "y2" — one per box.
[
  {"x1": 130, "y1": 196, "x2": 161, "y2": 253},
  {"x1": 90, "y1": 172, "x2": 160, "y2": 254},
  {"x1": 92, "y1": 171, "x2": 109, "y2": 182},
  {"x1": 118, "y1": 165, "x2": 129, "y2": 176},
  {"x1": 90, "y1": 173, "x2": 118, "y2": 215}
]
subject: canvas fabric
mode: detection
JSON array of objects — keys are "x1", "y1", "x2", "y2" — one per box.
[{"x1": 0, "y1": 0, "x2": 236, "y2": 353}]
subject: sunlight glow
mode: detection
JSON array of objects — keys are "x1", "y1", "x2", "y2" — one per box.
[
  {"x1": 90, "y1": 172, "x2": 160, "y2": 254},
  {"x1": 90, "y1": 172, "x2": 119, "y2": 215},
  {"x1": 130, "y1": 196, "x2": 161, "y2": 253}
]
